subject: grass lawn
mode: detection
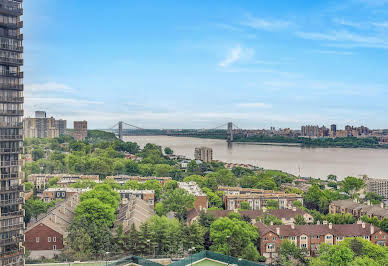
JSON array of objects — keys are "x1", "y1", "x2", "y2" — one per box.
[{"x1": 192, "y1": 259, "x2": 227, "y2": 265}]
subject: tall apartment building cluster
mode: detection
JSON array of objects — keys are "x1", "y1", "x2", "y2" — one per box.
[
  {"x1": 301, "y1": 124, "x2": 371, "y2": 138},
  {"x1": 23, "y1": 111, "x2": 67, "y2": 138},
  {"x1": 194, "y1": 146, "x2": 213, "y2": 163},
  {"x1": 0, "y1": 0, "x2": 25, "y2": 264}
]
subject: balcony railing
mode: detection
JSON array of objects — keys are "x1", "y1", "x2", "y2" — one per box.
[
  {"x1": 0, "y1": 110, "x2": 24, "y2": 116},
  {"x1": 0, "y1": 147, "x2": 23, "y2": 153},
  {"x1": 0, "y1": 21, "x2": 23, "y2": 29},
  {"x1": 0, "y1": 160, "x2": 22, "y2": 167},
  {"x1": 0, "y1": 234, "x2": 24, "y2": 245},
  {"x1": 0, "y1": 122, "x2": 23, "y2": 128},
  {"x1": 1, "y1": 222, "x2": 24, "y2": 231},
  {"x1": 0, "y1": 84, "x2": 23, "y2": 90},
  {"x1": 0, "y1": 42, "x2": 23, "y2": 53},
  {"x1": 0, "y1": 209, "x2": 24, "y2": 218},
  {"x1": 0, "y1": 96, "x2": 23, "y2": 103},
  {"x1": 0, "y1": 56, "x2": 23, "y2": 66},
  {"x1": 0, "y1": 135, "x2": 22, "y2": 141},
  {"x1": 0, "y1": 71, "x2": 24, "y2": 79},
  {"x1": 0, "y1": 173, "x2": 19, "y2": 180},
  {"x1": 0, "y1": 5, "x2": 23, "y2": 16},
  {"x1": 0, "y1": 197, "x2": 23, "y2": 206},
  {"x1": 0, "y1": 248, "x2": 24, "y2": 259}
]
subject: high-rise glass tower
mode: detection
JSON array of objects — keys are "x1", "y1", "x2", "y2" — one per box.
[{"x1": 0, "y1": 0, "x2": 24, "y2": 265}]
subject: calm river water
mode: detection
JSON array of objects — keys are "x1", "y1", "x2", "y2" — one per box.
[{"x1": 123, "y1": 136, "x2": 388, "y2": 180}]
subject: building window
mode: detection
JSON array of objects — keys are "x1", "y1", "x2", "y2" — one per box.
[
  {"x1": 48, "y1": 237, "x2": 51, "y2": 242},
  {"x1": 273, "y1": 237, "x2": 277, "y2": 240},
  {"x1": 36, "y1": 237, "x2": 40, "y2": 243},
  {"x1": 53, "y1": 245, "x2": 56, "y2": 250},
  {"x1": 301, "y1": 236, "x2": 307, "y2": 240},
  {"x1": 375, "y1": 236, "x2": 378, "y2": 239},
  {"x1": 53, "y1": 236, "x2": 56, "y2": 242},
  {"x1": 264, "y1": 237, "x2": 268, "y2": 241},
  {"x1": 291, "y1": 236, "x2": 296, "y2": 240},
  {"x1": 364, "y1": 236, "x2": 369, "y2": 239},
  {"x1": 383, "y1": 235, "x2": 386, "y2": 239},
  {"x1": 301, "y1": 243, "x2": 307, "y2": 248},
  {"x1": 326, "y1": 235, "x2": 332, "y2": 239}
]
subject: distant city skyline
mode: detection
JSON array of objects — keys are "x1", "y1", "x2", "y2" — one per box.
[{"x1": 23, "y1": 0, "x2": 388, "y2": 129}]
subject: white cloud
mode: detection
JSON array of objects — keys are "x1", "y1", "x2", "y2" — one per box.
[
  {"x1": 218, "y1": 45, "x2": 254, "y2": 67},
  {"x1": 310, "y1": 50, "x2": 354, "y2": 55},
  {"x1": 241, "y1": 15, "x2": 290, "y2": 30},
  {"x1": 372, "y1": 22, "x2": 388, "y2": 28},
  {"x1": 296, "y1": 30, "x2": 388, "y2": 49},
  {"x1": 236, "y1": 102, "x2": 272, "y2": 108},
  {"x1": 25, "y1": 82, "x2": 74, "y2": 93}
]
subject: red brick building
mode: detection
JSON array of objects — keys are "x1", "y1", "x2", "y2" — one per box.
[
  {"x1": 178, "y1": 182, "x2": 208, "y2": 211},
  {"x1": 256, "y1": 221, "x2": 388, "y2": 263},
  {"x1": 25, "y1": 194, "x2": 80, "y2": 259}
]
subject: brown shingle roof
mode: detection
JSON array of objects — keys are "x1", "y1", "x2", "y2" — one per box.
[
  {"x1": 331, "y1": 199, "x2": 388, "y2": 218},
  {"x1": 204, "y1": 208, "x2": 307, "y2": 220},
  {"x1": 255, "y1": 222, "x2": 379, "y2": 237}
]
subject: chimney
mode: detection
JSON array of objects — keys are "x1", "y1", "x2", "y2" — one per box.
[
  {"x1": 204, "y1": 208, "x2": 207, "y2": 213},
  {"x1": 367, "y1": 200, "x2": 371, "y2": 206},
  {"x1": 381, "y1": 202, "x2": 385, "y2": 209},
  {"x1": 329, "y1": 223, "x2": 332, "y2": 229},
  {"x1": 362, "y1": 222, "x2": 365, "y2": 228},
  {"x1": 270, "y1": 221, "x2": 274, "y2": 226},
  {"x1": 353, "y1": 198, "x2": 357, "y2": 203},
  {"x1": 323, "y1": 220, "x2": 328, "y2": 225},
  {"x1": 371, "y1": 225, "x2": 375, "y2": 234},
  {"x1": 317, "y1": 220, "x2": 320, "y2": 225},
  {"x1": 356, "y1": 220, "x2": 362, "y2": 224},
  {"x1": 291, "y1": 224, "x2": 295, "y2": 229},
  {"x1": 292, "y1": 207, "x2": 296, "y2": 212},
  {"x1": 276, "y1": 227, "x2": 280, "y2": 235}
]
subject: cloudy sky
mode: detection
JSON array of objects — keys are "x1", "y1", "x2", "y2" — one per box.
[{"x1": 23, "y1": 0, "x2": 388, "y2": 129}]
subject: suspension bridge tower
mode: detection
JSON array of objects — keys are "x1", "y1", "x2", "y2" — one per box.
[
  {"x1": 227, "y1": 122, "x2": 233, "y2": 142},
  {"x1": 118, "y1": 121, "x2": 123, "y2": 140}
]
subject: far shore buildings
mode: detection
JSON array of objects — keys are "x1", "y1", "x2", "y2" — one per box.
[
  {"x1": 329, "y1": 199, "x2": 388, "y2": 220},
  {"x1": 73, "y1": 120, "x2": 87, "y2": 141},
  {"x1": 256, "y1": 221, "x2": 388, "y2": 263},
  {"x1": 23, "y1": 111, "x2": 67, "y2": 138},
  {"x1": 218, "y1": 186, "x2": 303, "y2": 210},
  {"x1": 25, "y1": 194, "x2": 80, "y2": 259},
  {"x1": 194, "y1": 147, "x2": 213, "y2": 163},
  {"x1": 178, "y1": 182, "x2": 208, "y2": 211}
]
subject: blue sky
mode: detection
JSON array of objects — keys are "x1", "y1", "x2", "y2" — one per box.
[{"x1": 23, "y1": 0, "x2": 388, "y2": 129}]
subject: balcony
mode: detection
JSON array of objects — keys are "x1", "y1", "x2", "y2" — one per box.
[
  {"x1": 0, "y1": 209, "x2": 24, "y2": 219},
  {"x1": 0, "y1": 160, "x2": 22, "y2": 167},
  {"x1": 0, "y1": 197, "x2": 23, "y2": 206},
  {"x1": 0, "y1": 5, "x2": 23, "y2": 16},
  {"x1": 0, "y1": 57, "x2": 23, "y2": 66},
  {"x1": 0, "y1": 110, "x2": 24, "y2": 116},
  {"x1": 0, "y1": 234, "x2": 24, "y2": 245},
  {"x1": 0, "y1": 172, "x2": 19, "y2": 179},
  {"x1": 0, "y1": 70, "x2": 24, "y2": 79},
  {"x1": 0, "y1": 135, "x2": 22, "y2": 142},
  {"x1": 0, "y1": 96, "x2": 23, "y2": 103},
  {"x1": 0, "y1": 248, "x2": 24, "y2": 259},
  {"x1": 0, "y1": 122, "x2": 23, "y2": 128},
  {"x1": 0, "y1": 43, "x2": 23, "y2": 53},
  {"x1": 0, "y1": 21, "x2": 23, "y2": 29},
  {"x1": 0, "y1": 31, "x2": 23, "y2": 40},
  {"x1": 0, "y1": 147, "x2": 23, "y2": 154}
]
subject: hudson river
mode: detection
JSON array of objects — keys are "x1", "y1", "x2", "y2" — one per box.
[{"x1": 124, "y1": 136, "x2": 388, "y2": 180}]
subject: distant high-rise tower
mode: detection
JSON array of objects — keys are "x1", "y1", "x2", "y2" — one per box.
[
  {"x1": 0, "y1": 0, "x2": 25, "y2": 264},
  {"x1": 74, "y1": 121, "x2": 88, "y2": 141},
  {"x1": 34, "y1": 110, "x2": 46, "y2": 118},
  {"x1": 194, "y1": 147, "x2": 213, "y2": 163},
  {"x1": 330, "y1": 124, "x2": 337, "y2": 137}
]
